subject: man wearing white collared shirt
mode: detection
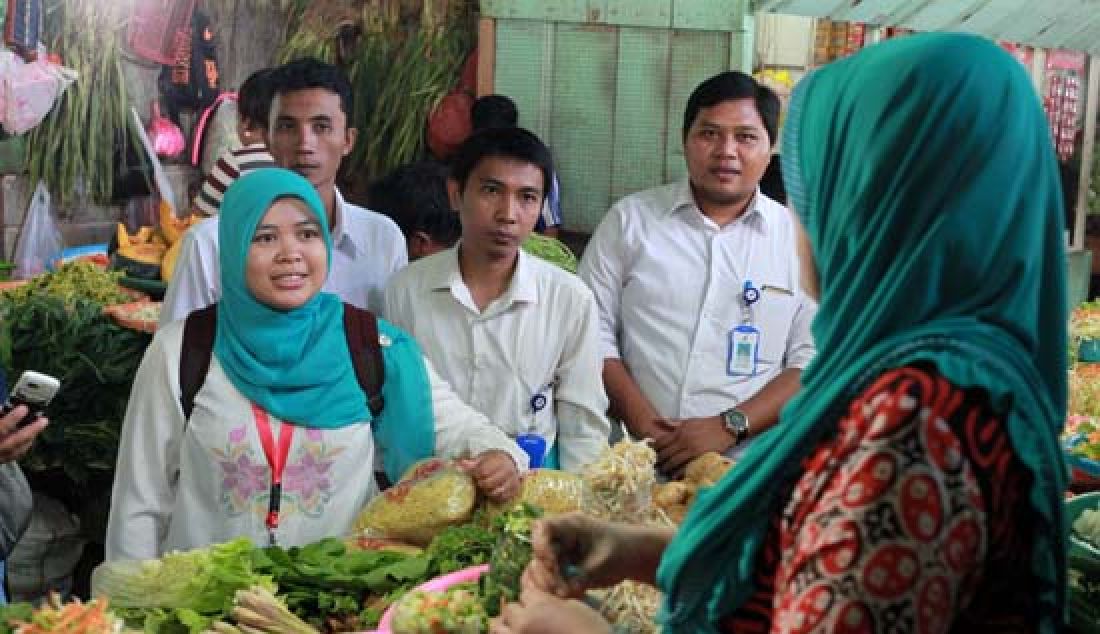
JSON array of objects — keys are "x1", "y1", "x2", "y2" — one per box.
[
  {"x1": 161, "y1": 58, "x2": 406, "y2": 325},
  {"x1": 385, "y1": 127, "x2": 610, "y2": 472},
  {"x1": 579, "y1": 71, "x2": 815, "y2": 478}
]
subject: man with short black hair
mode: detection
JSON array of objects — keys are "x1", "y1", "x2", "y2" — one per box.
[
  {"x1": 471, "y1": 94, "x2": 563, "y2": 237},
  {"x1": 162, "y1": 58, "x2": 407, "y2": 325},
  {"x1": 579, "y1": 71, "x2": 816, "y2": 477},
  {"x1": 385, "y1": 127, "x2": 610, "y2": 472}
]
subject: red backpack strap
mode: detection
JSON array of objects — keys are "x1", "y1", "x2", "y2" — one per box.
[
  {"x1": 179, "y1": 304, "x2": 218, "y2": 421},
  {"x1": 343, "y1": 304, "x2": 385, "y2": 417}
]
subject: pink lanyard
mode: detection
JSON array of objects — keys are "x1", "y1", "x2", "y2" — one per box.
[{"x1": 251, "y1": 403, "x2": 295, "y2": 546}]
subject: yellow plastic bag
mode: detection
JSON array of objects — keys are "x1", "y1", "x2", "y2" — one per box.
[
  {"x1": 353, "y1": 460, "x2": 476, "y2": 545},
  {"x1": 487, "y1": 469, "x2": 589, "y2": 518}
]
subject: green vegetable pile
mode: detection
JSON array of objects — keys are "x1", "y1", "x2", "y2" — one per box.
[
  {"x1": 425, "y1": 520, "x2": 495, "y2": 576},
  {"x1": 96, "y1": 538, "x2": 273, "y2": 633},
  {"x1": 0, "y1": 263, "x2": 151, "y2": 539},
  {"x1": 482, "y1": 505, "x2": 543, "y2": 617},
  {"x1": 251, "y1": 538, "x2": 431, "y2": 632},
  {"x1": 522, "y1": 234, "x2": 578, "y2": 274},
  {"x1": 3, "y1": 261, "x2": 132, "y2": 306}
]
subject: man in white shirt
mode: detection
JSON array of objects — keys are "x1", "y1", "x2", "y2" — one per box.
[
  {"x1": 385, "y1": 127, "x2": 610, "y2": 472},
  {"x1": 579, "y1": 71, "x2": 816, "y2": 478},
  {"x1": 161, "y1": 58, "x2": 406, "y2": 325}
]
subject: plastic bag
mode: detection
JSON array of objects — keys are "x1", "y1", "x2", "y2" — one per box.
[
  {"x1": 353, "y1": 459, "x2": 477, "y2": 545},
  {"x1": 487, "y1": 469, "x2": 590, "y2": 518},
  {"x1": 0, "y1": 51, "x2": 76, "y2": 135},
  {"x1": 13, "y1": 181, "x2": 63, "y2": 279},
  {"x1": 147, "y1": 101, "x2": 185, "y2": 158}
]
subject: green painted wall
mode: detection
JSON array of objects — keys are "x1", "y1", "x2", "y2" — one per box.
[{"x1": 484, "y1": 1, "x2": 753, "y2": 232}]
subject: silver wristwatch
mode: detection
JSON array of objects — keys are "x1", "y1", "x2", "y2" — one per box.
[{"x1": 720, "y1": 408, "x2": 751, "y2": 446}]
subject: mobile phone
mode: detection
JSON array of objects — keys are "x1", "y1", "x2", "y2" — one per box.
[{"x1": 1, "y1": 370, "x2": 60, "y2": 429}]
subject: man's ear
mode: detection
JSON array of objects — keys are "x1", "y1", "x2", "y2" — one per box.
[
  {"x1": 446, "y1": 178, "x2": 463, "y2": 211},
  {"x1": 343, "y1": 126, "x2": 358, "y2": 157}
]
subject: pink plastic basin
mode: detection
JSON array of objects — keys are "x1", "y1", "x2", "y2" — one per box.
[{"x1": 368, "y1": 564, "x2": 490, "y2": 634}]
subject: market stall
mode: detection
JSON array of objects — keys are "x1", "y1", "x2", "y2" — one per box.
[{"x1": 0, "y1": 440, "x2": 729, "y2": 633}]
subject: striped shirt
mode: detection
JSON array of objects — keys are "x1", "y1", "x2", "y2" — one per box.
[{"x1": 192, "y1": 143, "x2": 276, "y2": 217}]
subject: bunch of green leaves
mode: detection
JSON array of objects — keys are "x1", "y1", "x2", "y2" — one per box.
[
  {"x1": 522, "y1": 234, "x2": 579, "y2": 273},
  {"x1": 1, "y1": 292, "x2": 149, "y2": 486},
  {"x1": 276, "y1": 0, "x2": 476, "y2": 182},
  {"x1": 0, "y1": 603, "x2": 34, "y2": 634},
  {"x1": 351, "y1": 1, "x2": 474, "y2": 179},
  {"x1": 481, "y1": 505, "x2": 543, "y2": 617},
  {"x1": 98, "y1": 538, "x2": 273, "y2": 634},
  {"x1": 4, "y1": 261, "x2": 131, "y2": 306},
  {"x1": 25, "y1": 0, "x2": 144, "y2": 206},
  {"x1": 250, "y1": 537, "x2": 432, "y2": 630},
  {"x1": 425, "y1": 521, "x2": 495, "y2": 576}
]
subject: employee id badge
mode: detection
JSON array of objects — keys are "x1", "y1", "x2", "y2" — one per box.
[{"x1": 727, "y1": 324, "x2": 760, "y2": 376}]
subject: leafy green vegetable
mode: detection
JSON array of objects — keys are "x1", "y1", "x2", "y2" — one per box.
[
  {"x1": 482, "y1": 505, "x2": 543, "y2": 617},
  {"x1": 0, "y1": 602, "x2": 34, "y2": 634},
  {"x1": 2, "y1": 291, "x2": 148, "y2": 518},
  {"x1": 252, "y1": 537, "x2": 432, "y2": 630},
  {"x1": 94, "y1": 538, "x2": 272, "y2": 634},
  {"x1": 522, "y1": 234, "x2": 578, "y2": 273},
  {"x1": 425, "y1": 522, "x2": 495, "y2": 575}
]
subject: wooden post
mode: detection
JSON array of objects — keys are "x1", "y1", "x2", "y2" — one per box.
[
  {"x1": 1074, "y1": 56, "x2": 1099, "y2": 251},
  {"x1": 477, "y1": 17, "x2": 496, "y2": 97}
]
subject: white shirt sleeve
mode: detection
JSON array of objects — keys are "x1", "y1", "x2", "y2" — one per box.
[
  {"x1": 553, "y1": 290, "x2": 611, "y2": 472},
  {"x1": 105, "y1": 326, "x2": 185, "y2": 561},
  {"x1": 160, "y1": 223, "x2": 219, "y2": 326},
  {"x1": 577, "y1": 204, "x2": 628, "y2": 361},
  {"x1": 785, "y1": 293, "x2": 817, "y2": 370},
  {"x1": 427, "y1": 357, "x2": 529, "y2": 472}
]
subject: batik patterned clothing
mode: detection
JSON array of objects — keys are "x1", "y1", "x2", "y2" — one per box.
[{"x1": 727, "y1": 366, "x2": 1037, "y2": 633}]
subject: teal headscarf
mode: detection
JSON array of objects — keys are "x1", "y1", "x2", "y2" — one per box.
[
  {"x1": 214, "y1": 168, "x2": 371, "y2": 429},
  {"x1": 658, "y1": 33, "x2": 1067, "y2": 632}
]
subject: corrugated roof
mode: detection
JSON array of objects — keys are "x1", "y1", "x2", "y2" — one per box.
[{"x1": 753, "y1": 0, "x2": 1100, "y2": 54}]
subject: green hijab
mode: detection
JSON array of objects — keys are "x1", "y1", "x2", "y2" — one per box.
[
  {"x1": 658, "y1": 33, "x2": 1067, "y2": 632},
  {"x1": 214, "y1": 168, "x2": 371, "y2": 428}
]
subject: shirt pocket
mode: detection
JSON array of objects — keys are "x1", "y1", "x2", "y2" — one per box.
[{"x1": 754, "y1": 283, "x2": 798, "y2": 365}]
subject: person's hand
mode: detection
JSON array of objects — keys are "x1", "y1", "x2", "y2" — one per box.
[
  {"x1": 0, "y1": 405, "x2": 47, "y2": 464},
  {"x1": 525, "y1": 512, "x2": 651, "y2": 598},
  {"x1": 464, "y1": 450, "x2": 521, "y2": 502},
  {"x1": 490, "y1": 586, "x2": 611, "y2": 634},
  {"x1": 652, "y1": 416, "x2": 733, "y2": 479}
]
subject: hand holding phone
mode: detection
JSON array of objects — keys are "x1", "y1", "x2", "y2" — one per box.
[{"x1": 1, "y1": 370, "x2": 60, "y2": 429}]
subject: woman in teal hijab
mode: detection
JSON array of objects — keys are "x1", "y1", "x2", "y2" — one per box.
[
  {"x1": 107, "y1": 168, "x2": 526, "y2": 561},
  {"x1": 491, "y1": 33, "x2": 1067, "y2": 634}
]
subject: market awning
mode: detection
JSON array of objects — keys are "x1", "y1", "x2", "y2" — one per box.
[{"x1": 752, "y1": 0, "x2": 1100, "y2": 55}]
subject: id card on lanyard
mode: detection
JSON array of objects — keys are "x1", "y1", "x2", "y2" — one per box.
[
  {"x1": 252, "y1": 403, "x2": 295, "y2": 546},
  {"x1": 728, "y1": 280, "x2": 761, "y2": 377}
]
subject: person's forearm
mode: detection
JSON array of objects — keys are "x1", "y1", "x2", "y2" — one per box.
[
  {"x1": 620, "y1": 524, "x2": 676, "y2": 585},
  {"x1": 736, "y1": 368, "x2": 802, "y2": 438},
  {"x1": 603, "y1": 359, "x2": 662, "y2": 438}
]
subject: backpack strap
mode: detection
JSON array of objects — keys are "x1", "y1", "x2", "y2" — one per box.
[
  {"x1": 179, "y1": 304, "x2": 218, "y2": 421},
  {"x1": 342, "y1": 303, "x2": 385, "y2": 417}
]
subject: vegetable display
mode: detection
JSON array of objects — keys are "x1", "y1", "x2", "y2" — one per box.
[
  {"x1": 481, "y1": 505, "x2": 541, "y2": 618},
  {"x1": 520, "y1": 235, "x2": 578, "y2": 274}
]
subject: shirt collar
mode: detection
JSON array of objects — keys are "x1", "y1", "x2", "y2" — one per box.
[
  {"x1": 428, "y1": 245, "x2": 538, "y2": 309},
  {"x1": 669, "y1": 177, "x2": 771, "y2": 234},
  {"x1": 330, "y1": 188, "x2": 362, "y2": 257}
]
